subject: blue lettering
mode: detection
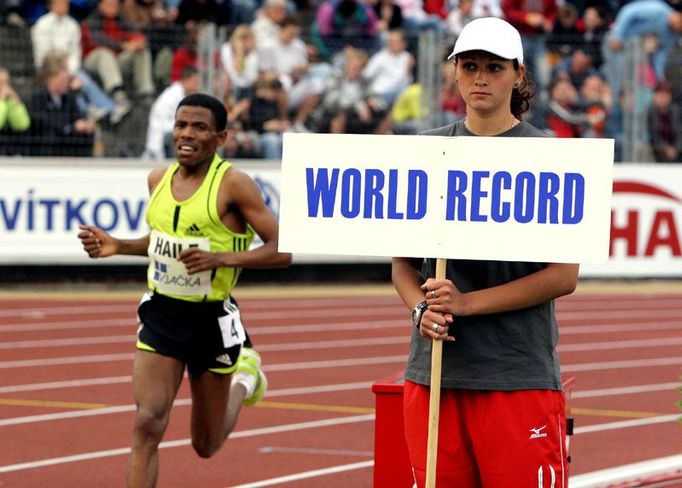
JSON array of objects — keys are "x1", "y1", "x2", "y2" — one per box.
[
  {"x1": 27, "y1": 189, "x2": 34, "y2": 231},
  {"x1": 387, "y1": 170, "x2": 404, "y2": 219},
  {"x1": 93, "y1": 199, "x2": 119, "y2": 231},
  {"x1": 514, "y1": 172, "x2": 535, "y2": 223},
  {"x1": 407, "y1": 170, "x2": 428, "y2": 219},
  {"x1": 39, "y1": 199, "x2": 60, "y2": 231},
  {"x1": 0, "y1": 198, "x2": 21, "y2": 230},
  {"x1": 340, "y1": 169, "x2": 361, "y2": 218},
  {"x1": 123, "y1": 200, "x2": 146, "y2": 230},
  {"x1": 66, "y1": 199, "x2": 87, "y2": 230},
  {"x1": 491, "y1": 172, "x2": 511, "y2": 222},
  {"x1": 306, "y1": 168, "x2": 339, "y2": 217},
  {"x1": 470, "y1": 171, "x2": 489, "y2": 222},
  {"x1": 445, "y1": 171, "x2": 467, "y2": 221},
  {"x1": 563, "y1": 173, "x2": 585, "y2": 224},
  {"x1": 363, "y1": 169, "x2": 384, "y2": 218},
  {"x1": 538, "y1": 173, "x2": 560, "y2": 224}
]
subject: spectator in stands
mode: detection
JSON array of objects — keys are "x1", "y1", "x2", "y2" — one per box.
[
  {"x1": 390, "y1": 81, "x2": 422, "y2": 134},
  {"x1": 366, "y1": 0, "x2": 403, "y2": 40},
  {"x1": 143, "y1": 65, "x2": 200, "y2": 160},
  {"x1": 258, "y1": 15, "x2": 327, "y2": 133},
  {"x1": 362, "y1": 28, "x2": 414, "y2": 106},
  {"x1": 31, "y1": 0, "x2": 131, "y2": 125},
  {"x1": 604, "y1": 0, "x2": 682, "y2": 95},
  {"x1": 647, "y1": 80, "x2": 682, "y2": 162},
  {"x1": 81, "y1": 0, "x2": 156, "y2": 109},
  {"x1": 220, "y1": 75, "x2": 262, "y2": 158},
  {"x1": 546, "y1": 2, "x2": 580, "y2": 62},
  {"x1": 0, "y1": 67, "x2": 31, "y2": 155},
  {"x1": 446, "y1": 0, "x2": 474, "y2": 40},
  {"x1": 544, "y1": 76, "x2": 583, "y2": 138},
  {"x1": 578, "y1": 73, "x2": 611, "y2": 138},
  {"x1": 120, "y1": 0, "x2": 182, "y2": 90},
  {"x1": 468, "y1": 0, "x2": 503, "y2": 18},
  {"x1": 580, "y1": 6, "x2": 608, "y2": 70},
  {"x1": 393, "y1": 0, "x2": 444, "y2": 35},
  {"x1": 221, "y1": 24, "x2": 259, "y2": 100},
  {"x1": 551, "y1": 45, "x2": 601, "y2": 92},
  {"x1": 312, "y1": 0, "x2": 380, "y2": 62},
  {"x1": 170, "y1": 22, "x2": 198, "y2": 82},
  {"x1": 175, "y1": 0, "x2": 231, "y2": 26},
  {"x1": 1, "y1": 0, "x2": 47, "y2": 27},
  {"x1": 27, "y1": 60, "x2": 95, "y2": 156},
  {"x1": 440, "y1": 61, "x2": 465, "y2": 124},
  {"x1": 312, "y1": 47, "x2": 392, "y2": 134},
  {"x1": 248, "y1": 72, "x2": 291, "y2": 159},
  {"x1": 502, "y1": 0, "x2": 557, "y2": 87},
  {"x1": 251, "y1": 0, "x2": 287, "y2": 48}
]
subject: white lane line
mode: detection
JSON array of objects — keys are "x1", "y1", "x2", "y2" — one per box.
[
  {"x1": 0, "y1": 318, "x2": 402, "y2": 334},
  {"x1": 562, "y1": 356, "x2": 682, "y2": 372},
  {"x1": 0, "y1": 414, "x2": 375, "y2": 473},
  {"x1": 558, "y1": 310, "x2": 682, "y2": 321},
  {"x1": 572, "y1": 382, "x2": 680, "y2": 399},
  {"x1": 569, "y1": 454, "x2": 682, "y2": 487},
  {"x1": 0, "y1": 375, "x2": 133, "y2": 394},
  {"x1": 0, "y1": 353, "x2": 134, "y2": 369},
  {"x1": 229, "y1": 461, "x2": 375, "y2": 488},
  {"x1": 574, "y1": 414, "x2": 681, "y2": 434},
  {"x1": 6, "y1": 334, "x2": 682, "y2": 354},
  {"x1": 0, "y1": 381, "x2": 375, "y2": 427},
  {"x1": 0, "y1": 354, "x2": 407, "y2": 371},
  {"x1": 558, "y1": 336, "x2": 682, "y2": 352},
  {"x1": 2, "y1": 349, "x2": 682, "y2": 374},
  {"x1": 2, "y1": 314, "x2": 682, "y2": 336},
  {"x1": 0, "y1": 335, "x2": 135, "y2": 349},
  {"x1": 0, "y1": 318, "x2": 134, "y2": 333},
  {"x1": 258, "y1": 446, "x2": 374, "y2": 457}
]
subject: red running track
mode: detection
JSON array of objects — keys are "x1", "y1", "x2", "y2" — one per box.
[{"x1": 0, "y1": 283, "x2": 681, "y2": 487}]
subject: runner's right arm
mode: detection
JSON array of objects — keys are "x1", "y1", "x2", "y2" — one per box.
[{"x1": 77, "y1": 168, "x2": 165, "y2": 258}]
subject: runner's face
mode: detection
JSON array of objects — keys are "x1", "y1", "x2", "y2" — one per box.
[
  {"x1": 455, "y1": 51, "x2": 523, "y2": 116},
  {"x1": 173, "y1": 105, "x2": 226, "y2": 167}
]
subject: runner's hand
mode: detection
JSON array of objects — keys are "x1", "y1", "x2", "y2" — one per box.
[{"x1": 77, "y1": 224, "x2": 117, "y2": 258}]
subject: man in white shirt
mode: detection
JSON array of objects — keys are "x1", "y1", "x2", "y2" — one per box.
[
  {"x1": 143, "y1": 66, "x2": 200, "y2": 160},
  {"x1": 31, "y1": 0, "x2": 131, "y2": 125},
  {"x1": 250, "y1": 0, "x2": 287, "y2": 49},
  {"x1": 258, "y1": 15, "x2": 330, "y2": 132},
  {"x1": 363, "y1": 29, "x2": 414, "y2": 105}
]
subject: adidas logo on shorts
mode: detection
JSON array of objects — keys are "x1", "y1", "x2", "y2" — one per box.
[{"x1": 215, "y1": 353, "x2": 233, "y2": 366}]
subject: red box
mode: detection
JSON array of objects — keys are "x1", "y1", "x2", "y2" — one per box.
[{"x1": 372, "y1": 371, "x2": 575, "y2": 488}]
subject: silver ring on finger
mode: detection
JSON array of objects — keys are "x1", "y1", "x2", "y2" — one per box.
[
  {"x1": 430, "y1": 290, "x2": 437, "y2": 299},
  {"x1": 431, "y1": 323, "x2": 439, "y2": 332}
]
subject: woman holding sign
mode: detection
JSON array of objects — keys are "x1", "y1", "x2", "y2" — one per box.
[{"x1": 392, "y1": 17, "x2": 579, "y2": 488}]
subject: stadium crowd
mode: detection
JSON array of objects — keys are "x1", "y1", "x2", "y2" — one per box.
[{"x1": 0, "y1": 0, "x2": 681, "y2": 162}]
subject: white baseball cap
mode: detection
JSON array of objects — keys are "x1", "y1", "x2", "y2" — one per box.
[{"x1": 447, "y1": 17, "x2": 524, "y2": 64}]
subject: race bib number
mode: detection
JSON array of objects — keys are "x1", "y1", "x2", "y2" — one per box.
[
  {"x1": 148, "y1": 230, "x2": 212, "y2": 296},
  {"x1": 218, "y1": 299, "x2": 247, "y2": 348}
]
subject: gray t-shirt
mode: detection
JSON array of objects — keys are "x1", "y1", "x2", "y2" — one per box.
[{"x1": 404, "y1": 119, "x2": 563, "y2": 391}]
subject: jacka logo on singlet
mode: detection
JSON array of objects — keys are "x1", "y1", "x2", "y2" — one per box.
[
  {"x1": 153, "y1": 260, "x2": 203, "y2": 288},
  {"x1": 148, "y1": 231, "x2": 212, "y2": 295}
]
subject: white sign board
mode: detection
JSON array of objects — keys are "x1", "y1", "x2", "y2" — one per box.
[{"x1": 280, "y1": 133, "x2": 614, "y2": 264}]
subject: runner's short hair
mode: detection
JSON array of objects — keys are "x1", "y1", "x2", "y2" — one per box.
[{"x1": 177, "y1": 93, "x2": 227, "y2": 132}]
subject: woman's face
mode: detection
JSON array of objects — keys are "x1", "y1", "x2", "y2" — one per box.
[{"x1": 455, "y1": 51, "x2": 522, "y2": 117}]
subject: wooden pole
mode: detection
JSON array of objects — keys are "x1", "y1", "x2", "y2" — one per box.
[{"x1": 424, "y1": 257, "x2": 447, "y2": 488}]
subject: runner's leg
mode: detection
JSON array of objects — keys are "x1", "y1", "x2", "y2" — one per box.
[{"x1": 127, "y1": 350, "x2": 184, "y2": 488}]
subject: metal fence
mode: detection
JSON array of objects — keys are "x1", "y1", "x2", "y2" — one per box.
[{"x1": 1, "y1": 19, "x2": 679, "y2": 162}]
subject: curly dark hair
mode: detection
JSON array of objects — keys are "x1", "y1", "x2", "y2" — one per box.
[{"x1": 511, "y1": 60, "x2": 535, "y2": 118}]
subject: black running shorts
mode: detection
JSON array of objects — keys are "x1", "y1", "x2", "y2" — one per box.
[{"x1": 136, "y1": 291, "x2": 245, "y2": 377}]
